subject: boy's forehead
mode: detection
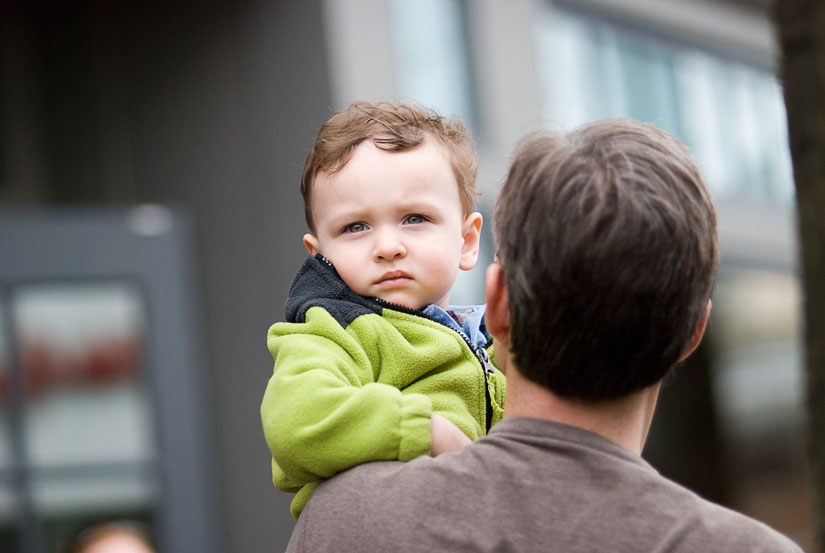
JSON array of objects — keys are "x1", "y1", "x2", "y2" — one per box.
[
  {"x1": 313, "y1": 139, "x2": 456, "y2": 190},
  {"x1": 329, "y1": 134, "x2": 447, "y2": 170},
  {"x1": 309, "y1": 140, "x2": 464, "y2": 219}
]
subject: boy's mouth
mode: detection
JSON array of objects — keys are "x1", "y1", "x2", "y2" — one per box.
[{"x1": 376, "y1": 270, "x2": 412, "y2": 287}]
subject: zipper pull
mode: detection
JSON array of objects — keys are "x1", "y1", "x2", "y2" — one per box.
[{"x1": 476, "y1": 347, "x2": 495, "y2": 375}]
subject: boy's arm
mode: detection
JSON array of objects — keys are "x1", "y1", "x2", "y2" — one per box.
[
  {"x1": 429, "y1": 413, "x2": 471, "y2": 455},
  {"x1": 261, "y1": 308, "x2": 433, "y2": 490}
]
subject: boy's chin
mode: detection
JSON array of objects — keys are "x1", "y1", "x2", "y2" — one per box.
[{"x1": 376, "y1": 294, "x2": 427, "y2": 311}]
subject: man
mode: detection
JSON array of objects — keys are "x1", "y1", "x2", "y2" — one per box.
[{"x1": 284, "y1": 119, "x2": 803, "y2": 553}]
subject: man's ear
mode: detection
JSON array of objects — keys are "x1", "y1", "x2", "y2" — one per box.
[
  {"x1": 303, "y1": 233, "x2": 320, "y2": 256},
  {"x1": 485, "y1": 262, "x2": 510, "y2": 346},
  {"x1": 459, "y1": 212, "x2": 483, "y2": 271},
  {"x1": 678, "y1": 299, "x2": 712, "y2": 362}
]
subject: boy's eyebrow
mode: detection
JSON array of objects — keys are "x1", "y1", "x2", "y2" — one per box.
[
  {"x1": 335, "y1": 199, "x2": 446, "y2": 218},
  {"x1": 392, "y1": 198, "x2": 448, "y2": 213},
  {"x1": 326, "y1": 208, "x2": 369, "y2": 227}
]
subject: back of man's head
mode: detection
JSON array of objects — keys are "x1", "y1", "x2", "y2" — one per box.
[{"x1": 494, "y1": 118, "x2": 719, "y2": 401}]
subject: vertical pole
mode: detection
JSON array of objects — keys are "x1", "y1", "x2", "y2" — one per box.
[{"x1": 2, "y1": 286, "x2": 45, "y2": 553}]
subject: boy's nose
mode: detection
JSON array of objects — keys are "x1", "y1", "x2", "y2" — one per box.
[{"x1": 372, "y1": 229, "x2": 406, "y2": 261}]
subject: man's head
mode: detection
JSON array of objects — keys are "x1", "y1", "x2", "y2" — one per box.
[
  {"x1": 301, "y1": 101, "x2": 483, "y2": 310},
  {"x1": 492, "y1": 119, "x2": 718, "y2": 401}
]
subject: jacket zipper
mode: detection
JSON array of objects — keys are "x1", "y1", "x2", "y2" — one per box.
[{"x1": 475, "y1": 347, "x2": 495, "y2": 432}]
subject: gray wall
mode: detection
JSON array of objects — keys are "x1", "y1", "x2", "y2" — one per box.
[{"x1": 1, "y1": 1, "x2": 330, "y2": 550}]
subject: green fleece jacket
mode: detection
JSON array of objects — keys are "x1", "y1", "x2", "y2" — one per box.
[{"x1": 261, "y1": 255, "x2": 506, "y2": 518}]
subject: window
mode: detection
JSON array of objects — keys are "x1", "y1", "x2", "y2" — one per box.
[
  {"x1": 711, "y1": 268, "x2": 807, "y2": 541},
  {"x1": 0, "y1": 207, "x2": 223, "y2": 553},
  {"x1": 389, "y1": 0, "x2": 477, "y2": 129},
  {"x1": 536, "y1": 4, "x2": 794, "y2": 205},
  {"x1": 1, "y1": 282, "x2": 158, "y2": 552}
]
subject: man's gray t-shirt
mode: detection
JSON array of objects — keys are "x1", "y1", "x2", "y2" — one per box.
[{"x1": 286, "y1": 417, "x2": 802, "y2": 553}]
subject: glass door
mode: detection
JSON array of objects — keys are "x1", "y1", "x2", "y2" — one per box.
[{"x1": 0, "y1": 207, "x2": 223, "y2": 553}]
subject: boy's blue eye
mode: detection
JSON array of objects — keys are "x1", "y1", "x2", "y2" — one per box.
[
  {"x1": 344, "y1": 222, "x2": 367, "y2": 233},
  {"x1": 404, "y1": 214, "x2": 426, "y2": 225}
]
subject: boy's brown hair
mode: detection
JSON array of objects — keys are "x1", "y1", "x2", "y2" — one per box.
[
  {"x1": 494, "y1": 118, "x2": 719, "y2": 401},
  {"x1": 301, "y1": 101, "x2": 478, "y2": 232}
]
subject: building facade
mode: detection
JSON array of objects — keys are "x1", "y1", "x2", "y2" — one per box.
[{"x1": 0, "y1": 0, "x2": 808, "y2": 551}]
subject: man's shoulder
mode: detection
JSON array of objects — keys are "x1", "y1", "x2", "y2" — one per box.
[
  {"x1": 303, "y1": 456, "x2": 454, "y2": 508},
  {"x1": 285, "y1": 460, "x2": 446, "y2": 553},
  {"x1": 646, "y1": 472, "x2": 803, "y2": 553},
  {"x1": 677, "y1": 502, "x2": 802, "y2": 552},
  {"x1": 286, "y1": 423, "x2": 805, "y2": 553}
]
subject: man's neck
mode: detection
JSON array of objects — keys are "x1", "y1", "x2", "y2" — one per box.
[{"x1": 502, "y1": 363, "x2": 661, "y2": 455}]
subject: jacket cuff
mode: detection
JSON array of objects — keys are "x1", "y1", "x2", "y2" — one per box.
[{"x1": 397, "y1": 394, "x2": 433, "y2": 461}]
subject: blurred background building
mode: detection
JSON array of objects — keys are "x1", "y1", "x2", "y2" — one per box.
[{"x1": 0, "y1": 0, "x2": 810, "y2": 551}]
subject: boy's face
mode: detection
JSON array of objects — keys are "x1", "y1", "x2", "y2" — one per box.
[{"x1": 303, "y1": 138, "x2": 482, "y2": 310}]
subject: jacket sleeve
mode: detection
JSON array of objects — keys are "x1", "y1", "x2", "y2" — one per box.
[{"x1": 261, "y1": 306, "x2": 433, "y2": 491}]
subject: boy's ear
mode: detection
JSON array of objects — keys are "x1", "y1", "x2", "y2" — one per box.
[
  {"x1": 303, "y1": 233, "x2": 320, "y2": 256},
  {"x1": 459, "y1": 212, "x2": 483, "y2": 271},
  {"x1": 484, "y1": 263, "x2": 510, "y2": 346},
  {"x1": 678, "y1": 299, "x2": 712, "y2": 362}
]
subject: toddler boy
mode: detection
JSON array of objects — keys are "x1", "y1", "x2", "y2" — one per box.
[{"x1": 260, "y1": 101, "x2": 506, "y2": 518}]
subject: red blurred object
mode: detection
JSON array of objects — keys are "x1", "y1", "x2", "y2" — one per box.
[{"x1": 0, "y1": 332, "x2": 143, "y2": 402}]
